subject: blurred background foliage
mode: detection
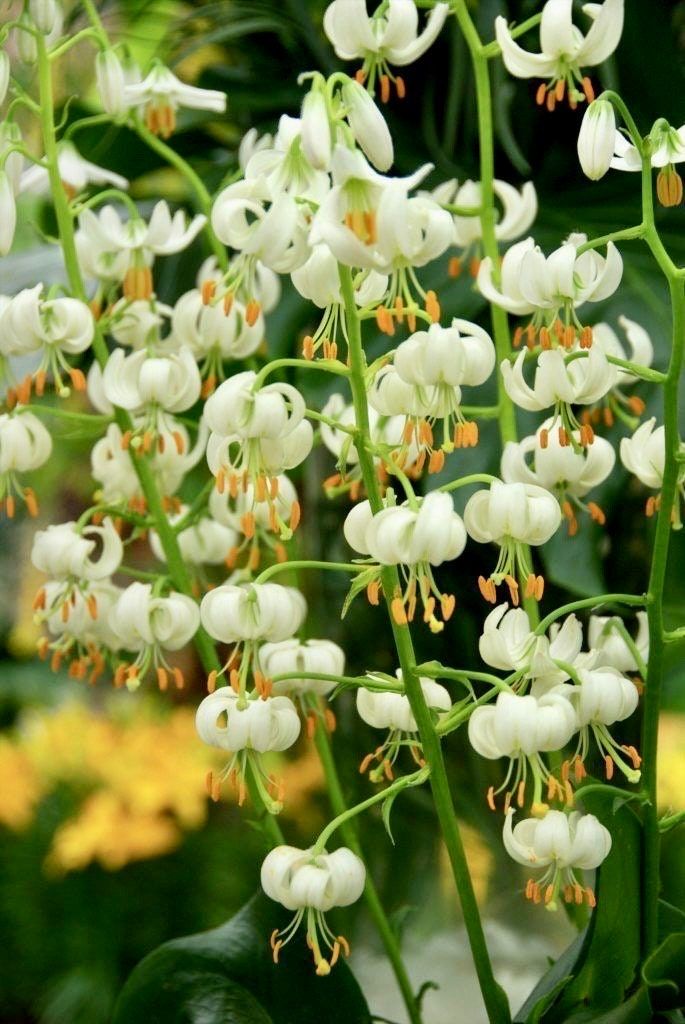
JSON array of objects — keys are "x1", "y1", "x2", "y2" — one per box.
[{"x1": 3, "y1": 0, "x2": 685, "y2": 1021}]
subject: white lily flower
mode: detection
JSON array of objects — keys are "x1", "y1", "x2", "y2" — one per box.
[
  {"x1": 211, "y1": 177, "x2": 310, "y2": 276},
  {"x1": 479, "y1": 603, "x2": 589, "y2": 693},
  {"x1": 262, "y1": 844, "x2": 365, "y2": 974},
  {"x1": 20, "y1": 141, "x2": 129, "y2": 196},
  {"x1": 592, "y1": 315, "x2": 653, "y2": 386},
  {"x1": 324, "y1": 0, "x2": 449, "y2": 96},
  {"x1": 501, "y1": 347, "x2": 618, "y2": 447},
  {"x1": 469, "y1": 689, "x2": 578, "y2": 809},
  {"x1": 501, "y1": 418, "x2": 616, "y2": 533},
  {"x1": 344, "y1": 491, "x2": 465, "y2": 631},
  {"x1": 32, "y1": 517, "x2": 123, "y2": 584},
  {"x1": 40, "y1": 579, "x2": 123, "y2": 669},
  {"x1": 477, "y1": 237, "x2": 537, "y2": 316},
  {"x1": 150, "y1": 506, "x2": 239, "y2": 566},
  {"x1": 110, "y1": 582, "x2": 199, "y2": 690},
  {"x1": 341, "y1": 79, "x2": 393, "y2": 171},
  {"x1": 102, "y1": 346, "x2": 201, "y2": 415},
  {"x1": 76, "y1": 202, "x2": 206, "y2": 298},
  {"x1": 619, "y1": 418, "x2": 670, "y2": 510},
  {"x1": 503, "y1": 809, "x2": 611, "y2": 908},
  {"x1": 259, "y1": 638, "x2": 345, "y2": 697},
  {"x1": 196, "y1": 688, "x2": 300, "y2": 753},
  {"x1": 171, "y1": 289, "x2": 263, "y2": 376},
  {"x1": 611, "y1": 121, "x2": 685, "y2": 205},
  {"x1": 95, "y1": 49, "x2": 136, "y2": 117},
  {"x1": 320, "y1": 393, "x2": 406, "y2": 469},
  {"x1": 204, "y1": 371, "x2": 305, "y2": 441},
  {"x1": 464, "y1": 480, "x2": 562, "y2": 604},
  {"x1": 0, "y1": 408, "x2": 52, "y2": 517},
  {"x1": 357, "y1": 673, "x2": 449, "y2": 730},
  {"x1": 495, "y1": 0, "x2": 624, "y2": 108},
  {"x1": 206, "y1": 420, "x2": 313, "y2": 489},
  {"x1": 0, "y1": 285, "x2": 94, "y2": 396},
  {"x1": 242, "y1": 114, "x2": 331, "y2": 203},
  {"x1": 573, "y1": 665, "x2": 641, "y2": 782},
  {"x1": 292, "y1": 245, "x2": 387, "y2": 358},
  {"x1": 588, "y1": 612, "x2": 649, "y2": 673},
  {"x1": 357, "y1": 671, "x2": 450, "y2": 779},
  {"x1": 0, "y1": 171, "x2": 16, "y2": 256},
  {"x1": 432, "y1": 178, "x2": 537, "y2": 272},
  {"x1": 122, "y1": 63, "x2": 226, "y2": 137},
  {"x1": 209, "y1": 473, "x2": 299, "y2": 543},
  {"x1": 90, "y1": 424, "x2": 141, "y2": 504},
  {"x1": 108, "y1": 297, "x2": 173, "y2": 350},
  {"x1": 200, "y1": 582, "x2": 306, "y2": 644}
]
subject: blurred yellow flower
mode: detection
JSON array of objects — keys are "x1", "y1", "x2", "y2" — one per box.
[
  {"x1": 658, "y1": 713, "x2": 685, "y2": 812},
  {"x1": 0, "y1": 738, "x2": 44, "y2": 829}
]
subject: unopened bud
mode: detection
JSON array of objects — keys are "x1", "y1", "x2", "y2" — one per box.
[
  {"x1": 577, "y1": 99, "x2": 616, "y2": 181},
  {"x1": 342, "y1": 79, "x2": 394, "y2": 172}
]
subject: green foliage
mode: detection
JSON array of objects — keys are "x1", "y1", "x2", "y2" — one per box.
[{"x1": 113, "y1": 892, "x2": 371, "y2": 1024}]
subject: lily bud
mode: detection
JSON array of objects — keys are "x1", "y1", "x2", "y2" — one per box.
[
  {"x1": 16, "y1": 15, "x2": 38, "y2": 64},
  {"x1": 342, "y1": 79, "x2": 394, "y2": 172},
  {"x1": 0, "y1": 50, "x2": 9, "y2": 106},
  {"x1": 0, "y1": 171, "x2": 16, "y2": 256},
  {"x1": 95, "y1": 49, "x2": 127, "y2": 116},
  {"x1": 577, "y1": 99, "x2": 616, "y2": 180},
  {"x1": 28, "y1": 0, "x2": 58, "y2": 34},
  {"x1": 300, "y1": 89, "x2": 332, "y2": 171}
]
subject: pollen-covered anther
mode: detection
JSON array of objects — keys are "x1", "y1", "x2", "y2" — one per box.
[
  {"x1": 391, "y1": 595, "x2": 408, "y2": 625},
  {"x1": 448, "y1": 256, "x2": 462, "y2": 278},
  {"x1": 428, "y1": 449, "x2": 445, "y2": 473},
  {"x1": 366, "y1": 579, "x2": 380, "y2": 605},
  {"x1": 245, "y1": 299, "x2": 261, "y2": 326},
  {"x1": 579, "y1": 325, "x2": 593, "y2": 349},
  {"x1": 558, "y1": 427, "x2": 570, "y2": 447},
  {"x1": 425, "y1": 290, "x2": 440, "y2": 323},
  {"x1": 579, "y1": 423, "x2": 595, "y2": 446},
  {"x1": 587, "y1": 501, "x2": 606, "y2": 525},
  {"x1": 539, "y1": 326, "x2": 551, "y2": 349},
  {"x1": 505, "y1": 574, "x2": 520, "y2": 606},
  {"x1": 478, "y1": 575, "x2": 497, "y2": 603}
]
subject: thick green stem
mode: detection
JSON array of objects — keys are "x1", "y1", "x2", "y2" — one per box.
[
  {"x1": 37, "y1": 37, "x2": 282, "y2": 848},
  {"x1": 309, "y1": 702, "x2": 424, "y2": 1024},
  {"x1": 340, "y1": 265, "x2": 511, "y2": 1024}
]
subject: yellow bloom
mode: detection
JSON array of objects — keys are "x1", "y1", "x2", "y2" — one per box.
[{"x1": 0, "y1": 738, "x2": 44, "y2": 829}]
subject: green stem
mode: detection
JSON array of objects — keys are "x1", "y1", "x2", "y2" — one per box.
[
  {"x1": 256, "y1": 560, "x2": 364, "y2": 584},
  {"x1": 340, "y1": 264, "x2": 511, "y2": 1024},
  {"x1": 308, "y1": 699, "x2": 424, "y2": 1024}
]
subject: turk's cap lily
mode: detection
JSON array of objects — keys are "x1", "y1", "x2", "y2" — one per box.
[
  {"x1": 122, "y1": 63, "x2": 226, "y2": 114},
  {"x1": 149, "y1": 509, "x2": 238, "y2": 566},
  {"x1": 258, "y1": 638, "x2": 345, "y2": 697},
  {"x1": 200, "y1": 582, "x2": 307, "y2": 644},
  {"x1": 357, "y1": 673, "x2": 450, "y2": 731},
  {"x1": 578, "y1": 100, "x2": 617, "y2": 180},
  {"x1": 495, "y1": 0, "x2": 624, "y2": 81},
  {"x1": 431, "y1": 178, "x2": 537, "y2": 248},
  {"x1": 77, "y1": 201, "x2": 206, "y2": 259},
  {"x1": 20, "y1": 141, "x2": 129, "y2": 196},
  {"x1": 344, "y1": 491, "x2": 467, "y2": 567},
  {"x1": 211, "y1": 182, "x2": 310, "y2": 273},
  {"x1": 588, "y1": 612, "x2": 649, "y2": 672},
  {"x1": 464, "y1": 480, "x2": 562, "y2": 547},
  {"x1": 203, "y1": 371, "x2": 306, "y2": 441},
  {"x1": 196, "y1": 688, "x2": 300, "y2": 753},
  {"x1": 468, "y1": 689, "x2": 578, "y2": 759},
  {"x1": 501, "y1": 419, "x2": 616, "y2": 497},
  {"x1": 477, "y1": 237, "x2": 538, "y2": 315},
  {"x1": 367, "y1": 364, "x2": 435, "y2": 419},
  {"x1": 323, "y1": 0, "x2": 449, "y2": 67},
  {"x1": 479, "y1": 603, "x2": 586, "y2": 690},
  {"x1": 208, "y1": 473, "x2": 298, "y2": 532},
  {"x1": 102, "y1": 346, "x2": 201, "y2": 414},
  {"x1": 291, "y1": 243, "x2": 388, "y2": 309},
  {"x1": 238, "y1": 127, "x2": 274, "y2": 172},
  {"x1": 504, "y1": 808, "x2": 612, "y2": 871},
  {"x1": 172, "y1": 289, "x2": 263, "y2": 360},
  {"x1": 110, "y1": 582, "x2": 200, "y2": 651},
  {"x1": 573, "y1": 665, "x2": 639, "y2": 727},
  {"x1": 501, "y1": 347, "x2": 618, "y2": 413},
  {"x1": 320, "y1": 394, "x2": 406, "y2": 466},
  {"x1": 0, "y1": 285, "x2": 94, "y2": 357},
  {"x1": 619, "y1": 417, "x2": 665, "y2": 489},
  {"x1": 261, "y1": 844, "x2": 365, "y2": 913},
  {"x1": 109, "y1": 297, "x2": 173, "y2": 350},
  {"x1": 393, "y1": 319, "x2": 495, "y2": 389},
  {"x1": 31, "y1": 517, "x2": 123, "y2": 581},
  {"x1": 0, "y1": 408, "x2": 52, "y2": 473},
  {"x1": 517, "y1": 236, "x2": 623, "y2": 310},
  {"x1": 43, "y1": 579, "x2": 122, "y2": 650},
  {"x1": 206, "y1": 419, "x2": 314, "y2": 479},
  {"x1": 591, "y1": 315, "x2": 653, "y2": 383}
]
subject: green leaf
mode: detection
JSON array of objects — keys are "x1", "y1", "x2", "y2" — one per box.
[
  {"x1": 658, "y1": 900, "x2": 685, "y2": 943},
  {"x1": 560, "y1": 986, "x2": 652, "y2": 1023},
  {"x1": 514, "y1": 929, "x2": 585, "y2": 1022},
  {"x1": 113, "y1": 892, "x2": 372, "y2": 1024},
  {"x1": 642, "y1": 933, "x2": 685, "y2": 1010}
]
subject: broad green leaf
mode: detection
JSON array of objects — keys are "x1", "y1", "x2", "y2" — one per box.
[
  {"x1": 113, "y1": 892, "x2": 372, "y2": 1024},
  {"x1": 642, "y1": 933, "x2": 685, "y2": 1010},
  {"x1": 560, "y1": 986, "x2": 652, "y2": 1023},
  {"x1": 514, "y1": 929, "x2": 585, "y2": 1023}
]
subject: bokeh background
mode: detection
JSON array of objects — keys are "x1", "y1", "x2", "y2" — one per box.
[{"x1": 2, "y1": 1, "x2": 685, "y2": 1021}]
